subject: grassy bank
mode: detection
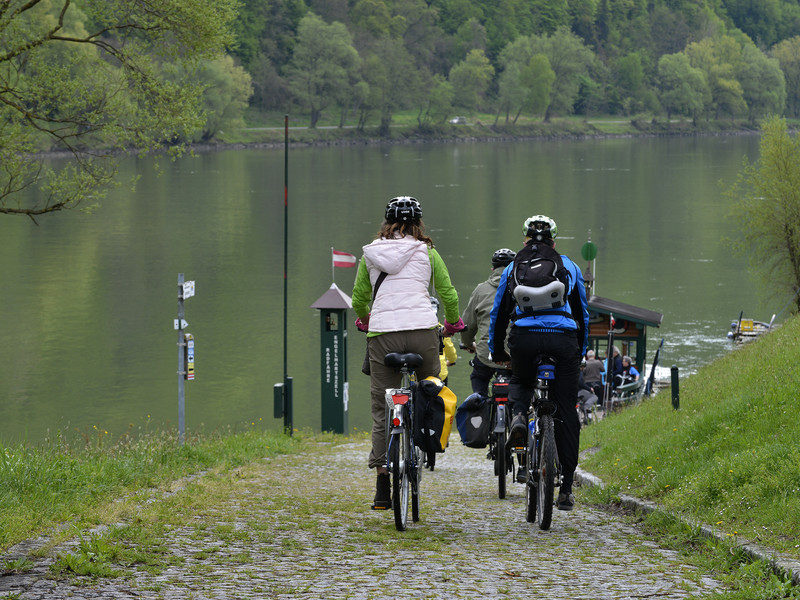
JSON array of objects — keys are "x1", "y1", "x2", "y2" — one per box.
[
  {"x1": 0, "y1": 425, "x2": 299, "y2": 554},
  {"x1": 580, "y1": 313, "x2": 800, "y2": 560},
  {"x1": 209, "y1": 109, "x2": 766, "y2": 149}
]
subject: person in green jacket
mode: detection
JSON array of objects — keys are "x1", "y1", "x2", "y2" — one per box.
[
  {"x1": 351, "y1": 196, "x2": 464, "y2": 510},
  {"x1": 460, "y1": 248, "x2": 516, "y2": 396}
]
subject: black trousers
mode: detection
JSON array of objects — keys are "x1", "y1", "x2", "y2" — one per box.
[
  {"x1": 507, "y1": 328, "x2": 581, "y2": 490},
  {"x1": 469, "y1": 356, "x2": 513, "y2": 396}
]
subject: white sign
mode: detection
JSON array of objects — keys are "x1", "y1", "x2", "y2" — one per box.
[
  {"x1": 181, "y1": 280, "x2": 195, "y2": 299},
  {"x1": 174, "y1": 319, "x2": 189, "y2": 330}
]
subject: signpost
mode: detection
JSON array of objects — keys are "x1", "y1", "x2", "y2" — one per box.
[
  {"x1": 581, "y1": 233, "x2": 597, "y2": 296},
  {"x1": 175, "y1": 274, "x2": 195, "y2": 445},
  {"x1": 311, "y1": 284, "x2": 352, "y2": 433}
]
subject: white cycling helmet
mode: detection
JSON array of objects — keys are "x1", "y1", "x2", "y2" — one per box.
[{"x1": 523, "y1": 215, "x2": 557, "y2": 240}]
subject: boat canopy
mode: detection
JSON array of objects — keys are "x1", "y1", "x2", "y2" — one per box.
[{"x1": 586, "y1": 295, "x2": 663, "y2": 371}]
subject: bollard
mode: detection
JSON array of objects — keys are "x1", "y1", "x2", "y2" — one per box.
[
  {"x1": 273, "y1": 383, "x2": 284, "y2": 419},
  {"x1": 670, "y1": 365, "x2": 679, "y2": 410}
]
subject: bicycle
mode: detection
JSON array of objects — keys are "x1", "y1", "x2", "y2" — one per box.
[
  {"x1": 509, "y1": 356, "x2": 562, "y2": 530},
  {"x1": 383, "y1": 351, "x2": 424, "y2": 531},
  {"x1": 486, "y1": 373, "x2": 514, "y2": 499}
]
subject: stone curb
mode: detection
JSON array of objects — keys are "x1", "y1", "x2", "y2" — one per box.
[{"x1": 575, "y1": 467, "x2": 800, "y2": 586}]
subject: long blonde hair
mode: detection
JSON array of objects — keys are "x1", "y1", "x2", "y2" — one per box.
[{"x1": 377, "y1": 220, "x2": 434, "y2": 247}]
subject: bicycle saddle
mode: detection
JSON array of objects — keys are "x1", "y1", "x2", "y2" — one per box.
[{"x1": 384, "y1": 352, "x2": 424, "y2": 370}]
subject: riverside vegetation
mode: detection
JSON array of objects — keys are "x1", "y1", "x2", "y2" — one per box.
[
  {"x1": 2, "y1": 317, "x2": 800, "y2": 597},
  {"x1": 214, "y1": 108, "x2": 772, "y2": 148}
]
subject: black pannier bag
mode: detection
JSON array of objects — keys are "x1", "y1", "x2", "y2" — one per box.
[{"x1": 455, "y1": 392, "x2": 492, "y2": 448}]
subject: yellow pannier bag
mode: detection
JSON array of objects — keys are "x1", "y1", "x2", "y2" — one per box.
[{"x1": 414, "y1": 376, "x2": 457, "y2": 453}]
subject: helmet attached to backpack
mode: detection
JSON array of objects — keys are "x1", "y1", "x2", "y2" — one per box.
[
  {"x1": 491, "y1": 248, "x2": 516, "y2": 268},
  {"x1": 523, "y1": 215, "x2": 557, "y2": 242},
  {"x1": 385, "y1": 196, "x2": 422, "y2": 224}
]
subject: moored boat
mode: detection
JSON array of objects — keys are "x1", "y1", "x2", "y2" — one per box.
[{"x1": 727, "y1": 311, "x2": 776, "y2": 342}]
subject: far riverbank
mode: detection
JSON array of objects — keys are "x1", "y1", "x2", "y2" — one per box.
[{"x1": 203, "y1": 115, "x2": 765, "y2": 152}]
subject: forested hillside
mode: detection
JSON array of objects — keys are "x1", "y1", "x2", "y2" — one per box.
[{"x1": 228, "y1": 0, "x2": 800, "y2": 131}]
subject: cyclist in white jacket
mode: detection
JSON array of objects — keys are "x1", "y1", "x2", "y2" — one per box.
[{"x1": 352, "y1": 196, "x2": 464, "y2": 510}]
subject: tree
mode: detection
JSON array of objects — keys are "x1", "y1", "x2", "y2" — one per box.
[
  {"x1": 721, "y1": 0, "x2": 781, "y2": 47},
  {"x1": 727, "y1": 116, "x2": 800, "y2": 311},
  {"x1": 685, "y1": 35, "x2": 747, "y2": 120},
  {"x1": 522, "y1": 54, "x2": 556, "y2": 121},
  {"x1": 656, "y1": 53, "x2": 708, "y2": 122},
  {"x1": 737, "y1": 44, "x2": 785, "y2": 124},
  {"x1": 191, "y1": 56, "x2": 254, "y2": 142},
  {"x1": 495, "y1": 36, "x2": 533, "y2": 123},
  {"x1": 495, "y1": 62, "x2": 526, "y2": 124},
  {"x1": 0, "y1": 0, "x2": 238, "y2": 219},
  {"x1": 417, "y1": 73, "x2": 454, "y2": 126},
  {"x1": 770, "y1": 36, "x2": 800, "y2": 118},
  {"x1": 360, "y1": 36, "x2": 418, "y2": 135},
  {"x1": 529, "y1": 28, "x2": 595, "y2": 121},
  {"x1": 287, "y1": 14, "x2": 361, "y2": 128},
  {"x1": 449, "y1": 49, "x2": 494, "y2": 110}
]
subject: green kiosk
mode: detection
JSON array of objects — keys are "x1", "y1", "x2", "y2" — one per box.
[{"x1": 311, "y1": 283, "x2": 352, "y2": 433}]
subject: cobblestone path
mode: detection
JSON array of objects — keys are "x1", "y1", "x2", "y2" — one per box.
[{"x1": 2, "y1": 437, "x2": 725, "y2": 599}]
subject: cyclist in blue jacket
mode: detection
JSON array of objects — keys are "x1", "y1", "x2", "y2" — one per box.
[{"x1": 488, "y1": 215, "x2": 589, "y2": 511}]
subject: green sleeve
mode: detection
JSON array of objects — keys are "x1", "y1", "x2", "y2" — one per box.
[
  {"x1": 429, "y1": 248, "x2": 460, "y2": 324},
  {"x1": 351, "y1": 257, "x2": 372, "y2": 319}
]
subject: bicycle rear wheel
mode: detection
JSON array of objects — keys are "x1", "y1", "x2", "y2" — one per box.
[
  {"x1": 525, "y1": 436, "x2": 537, "y2": 523},
  {"x1": 495, "y1": 430, "x2": 507, "y2": 499},
  {"x1": 391, "y1": 427, "x2": 410, "y2": 531},
  {"x1": 537, "y1": 414, "x2": 556, "y2": 530}
]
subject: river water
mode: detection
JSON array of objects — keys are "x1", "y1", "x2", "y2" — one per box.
[{"x1": 0, "y1": 134, "x2": 774, "y2": 443}]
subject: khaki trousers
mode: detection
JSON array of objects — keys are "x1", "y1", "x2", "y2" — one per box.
[{"x1": 367, "y1": 329, "x2": 440, "y2": 469}]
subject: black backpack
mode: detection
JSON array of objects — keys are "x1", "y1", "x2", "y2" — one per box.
[{"x1": 508, "y1": 242, "x2": 570, "y2": 315}]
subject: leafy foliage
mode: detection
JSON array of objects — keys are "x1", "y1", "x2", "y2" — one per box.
[
  {"x1": 5, "y1": 0, "x2": 800, "y2": 218},
  {"x1": 0, "y1": 0, "x2": 239, "y2": 219},
  {"x1": 727, "y1": 116, "x2": 800, "y2": 309}
]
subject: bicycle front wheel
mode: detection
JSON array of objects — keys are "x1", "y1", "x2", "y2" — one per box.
[
  {"x1": 411, "y1": 445, "x2": 421, "y2": 522},
  {"x1": 391, "y1": 428, "x2": 410, "y2": 531},
  {"x1": 537, "y1": 414, "x2": 557, "y2": 530}
]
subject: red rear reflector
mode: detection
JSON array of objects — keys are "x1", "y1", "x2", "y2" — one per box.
[
  {"x1": 392, "y1": 394, "x2": 409, "y2": 405},
  {"x1": 392, "y1": 417, "x2": 400, "y2": 427}
]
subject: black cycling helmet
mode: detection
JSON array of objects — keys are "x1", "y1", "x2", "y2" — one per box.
[
  {"x1": 491, "y1": 248, "x2": 516, "y2": 268},
  {"x1": 385, "y1": 196, "x2": 422, "y2": 223}
]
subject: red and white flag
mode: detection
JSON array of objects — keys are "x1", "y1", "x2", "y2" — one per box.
[{"x1": 332, "y1": 249, "x2": 358, "y2": 268}]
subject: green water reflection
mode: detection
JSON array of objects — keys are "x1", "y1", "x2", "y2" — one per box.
[{"x1": 0, "y1": 135, "x2": 770, "y2": 443}]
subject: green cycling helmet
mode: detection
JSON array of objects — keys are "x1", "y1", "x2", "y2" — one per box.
[{"x1": 523, "y1": 215, "x2": 557, "y2": 240}]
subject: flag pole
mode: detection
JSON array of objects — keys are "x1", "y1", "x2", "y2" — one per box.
[
  {"x1": 331, "y1": 246, "x2": 335, "y2": 283},
  {"x1": 282, "y1": 114, "x2": 293, "y2": 435}
]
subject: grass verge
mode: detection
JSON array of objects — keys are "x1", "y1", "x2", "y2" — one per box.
[
  {"x1": 581, "y1": 485, "x2": 800, "y2": 599},
  {"x1": 580, "y1": 313, "x2": 800, "y2": 561},
  {"x1": 0, "y1": 424, "x2": 299, "y2": 554}
]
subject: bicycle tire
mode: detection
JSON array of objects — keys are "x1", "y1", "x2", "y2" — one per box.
[
  {"x1": 391, "y1": 427, "x2": 410, "y2": 531},
  {"x1": 525, "y1": 435, "x2": 537, "y2": 523},
  {"x1": 496, "y1": 430, "x2": 507, "y2": 499},
  {"x1": 411, "y1": 445, "x2": 420, "y2": 522},
  {"x1": 537, "y1": 414, "x2": 556, "y2": 530}
]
